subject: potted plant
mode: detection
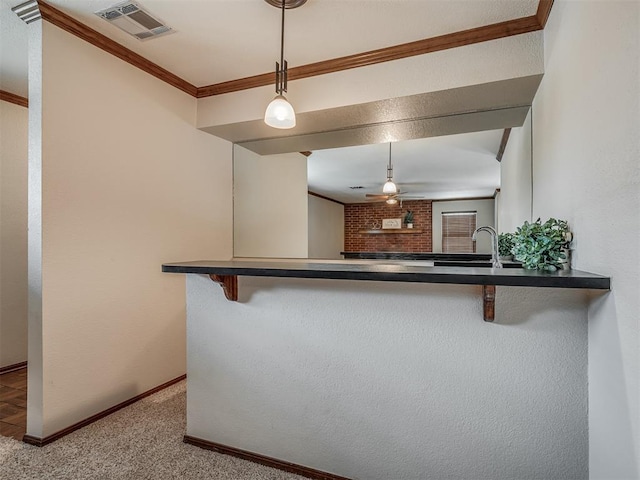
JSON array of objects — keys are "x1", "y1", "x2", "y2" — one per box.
[
  {"x1": 498, "y1": 232, "x2": 515, "y2": 261},
  {"x1": 512, "y1": 218, "x2": 572, "y2": 271},
  {"x1": 404, "y1": 210, "x2": 414, "y2": 228}
]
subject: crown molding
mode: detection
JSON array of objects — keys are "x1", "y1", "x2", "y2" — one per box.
[
  {"x1": 536, "y1": 0, "x2": 555, "y2": 29},
  {"x1": 36, "y1": 1, "x2": 198, "y2": 97},
  {"x1": 496, "y1": 128, "x2": 512, "y2": 162},
  {"x1": 197, "y1": 5, "x2": 550, "y2": 98},
  {"x1": 0, "y1": 90, "x2": 29, "y2": 108},
  {"x1": 308, "y1": 190, "x2": 345, "y2": 206},
  {"x1": 431, "y1": 195, "x2": 495, "y2": 203},
  {"x1": 19, "y1": 1, "x2": 552, "y2": 101}
]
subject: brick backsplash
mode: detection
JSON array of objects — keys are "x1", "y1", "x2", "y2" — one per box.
[{"x1": 344, "y1": 200, "x2": 433, "y2": 252}]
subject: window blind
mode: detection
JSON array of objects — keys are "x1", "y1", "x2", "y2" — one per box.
[{"x1": 442, "y1": 211, "x2": 477, "y2": 253}]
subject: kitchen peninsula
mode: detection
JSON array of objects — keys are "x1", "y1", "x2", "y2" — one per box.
[
  {"x1": 163, "y1": 258, "x2": 610, "y2": 290},
  {"x1": 163, "y1": 258, "x2": 609, "y2": 480}
]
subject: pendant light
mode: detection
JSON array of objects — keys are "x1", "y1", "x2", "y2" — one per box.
[
  {"x1": 264, "y1": 0, "x2": 296, "y2": 129},
  {"x1": 382, "y1": 143, "x2": 398, "y2": 194}
]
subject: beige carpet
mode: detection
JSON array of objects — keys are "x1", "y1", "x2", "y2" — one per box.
[{"x1": 0, "y1": 381, "x2": 303, "y2": 480}]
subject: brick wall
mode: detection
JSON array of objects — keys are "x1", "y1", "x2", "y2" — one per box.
[{"x1": 344, "y1": 200, "x2": 433, "y2": 252}]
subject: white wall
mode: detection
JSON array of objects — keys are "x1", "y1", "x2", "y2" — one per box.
[
  {"x1": 197, "y1": 32, "x2": 543, "y2": 128},
  {"x1": 187, "y1": 274, "x2": 588, "y2": 480},
  {"x1": 432, "y1": 199, "x2": 495, "y2": 253},
  {"x1": 532, "y1": 2, "x2": 640, "y2": 478},
  {"x1": 233, "y1": 146, "x2": 308, "y2": 258},
  {"x1": 28, "y1": 21, "x2": 232, "y2": 437},
  {"x1": 308, "y1": 195, "x2": 344, "y2": 259},
  {"x1": 498, "y1": 110, "x2": 532, "y2": 233},
  {"x1": 0, "y1": 99, "x2": 28, "y2": 368}
]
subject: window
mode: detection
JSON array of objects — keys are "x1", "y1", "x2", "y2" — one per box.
[{"x1": 442, "y1": 211, "x2": 477, "y2": 253}]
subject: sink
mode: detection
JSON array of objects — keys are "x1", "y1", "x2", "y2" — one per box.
[
  {"x1": 433, "y1": 261, "x2": 523, "y2": 269},
  {"x1": 368, "y1": 260, "x2": 435, "y2": 267}
]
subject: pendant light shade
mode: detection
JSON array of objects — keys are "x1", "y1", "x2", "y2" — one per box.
[
  {"x1": 264, "y1": 0, "x2": 300, "y2": 129},
  {"x1": 382, "y1": 143, "x2": 397, "y2": 193},
  {"x1": 382, "y1": 179, "x2": 398, "y2": 194},
  {"x1": 265, "y1": 94, "x2": 296, "y2": 129}
]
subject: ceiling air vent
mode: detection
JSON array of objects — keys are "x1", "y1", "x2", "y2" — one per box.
[{"x1": 95, "y1": 1, "x2": 173, "y2": 41}]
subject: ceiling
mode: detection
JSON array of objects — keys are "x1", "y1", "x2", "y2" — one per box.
[
  {"x1": 307, "y1": 129, "x2": 503, "y2": 204},
  {"x1": 1, "y1": 0, "x2": 538, "y2": 97},
  {"x1": 1, "y1": 0, "x2": 535, "y2": 203}
]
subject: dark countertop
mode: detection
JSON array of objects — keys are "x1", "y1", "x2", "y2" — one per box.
[
  {"x1": 162, "y1": 259, "x2": 610, "y2": 290},
  {"x1": 341, "y1": 252, "x2": 492, "y2": 261}
]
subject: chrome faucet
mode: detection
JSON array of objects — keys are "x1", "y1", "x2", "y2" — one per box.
[{"x1": 472, "y1": 226, "x2": 502, "y2": 268}]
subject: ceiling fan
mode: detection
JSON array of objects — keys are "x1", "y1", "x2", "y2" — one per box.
[{"x1": 365, "y1": 143, "x2": 423, "y2": 205}]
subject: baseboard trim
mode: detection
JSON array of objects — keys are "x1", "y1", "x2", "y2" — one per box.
[
  {"x1": 23, "y1": 374, "x2": 186, "y2": 447},
  {"x1": 0, "y1": 361, "x2": 27, "y2": 374},
  {"x1": 183, "y1": 435, "x2": 352, "y2": 480}
]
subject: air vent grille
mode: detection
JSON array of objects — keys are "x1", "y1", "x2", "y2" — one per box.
[
  {"x1": 95, "y1": 1, "x2": 174, "y2": 41},
  {"x1": 120, "y1": 4, "x2": 139, "y2": 14},
  {"x1": 128, "y1": 11, "x2": 162, "y2": 29},
  {"x1": 134, "y1": 31, "x2": 154, "y2": 40},
  {"x1": 102, "y1": 10, "x2": 122, "y2": 20}
]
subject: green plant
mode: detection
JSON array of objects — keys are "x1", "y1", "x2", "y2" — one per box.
[
  {"x1": 512, "y1": 218, "x2": 572, "y2": 272},
  {"x1": 498, "y1": 232, "x2": 515, "y2": 257},
  {"x1": 404, "y1": 210, "x2": 414, "y2": 224}
]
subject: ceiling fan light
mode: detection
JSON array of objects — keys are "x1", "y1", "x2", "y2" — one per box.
[
  {"x1": 264, "y1": 95, "x2": 296, "y2": 129},
  {"x1": 386, "y1": 198, "x2": 398, "y2": 204},
  {"x1": 382, "y1": 179, "x2": 397, "y2": 194}
]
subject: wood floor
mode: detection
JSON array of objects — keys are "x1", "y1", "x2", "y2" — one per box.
[{"x1": 0, "y1": 368, "x2": 27, "y2": 440}]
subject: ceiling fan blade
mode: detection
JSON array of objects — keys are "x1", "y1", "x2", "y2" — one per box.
[{"x1": 365, "y1": 194, "x2": 390, "y2": 198}]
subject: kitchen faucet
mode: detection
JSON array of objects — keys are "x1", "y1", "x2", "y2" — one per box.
[{"x1": 472, "y1": 226, "x2": 502, "y2": 268}]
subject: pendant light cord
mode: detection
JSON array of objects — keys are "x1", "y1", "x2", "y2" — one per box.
[
  {"x1": 280, "y1": 0, "x2": 285, "y2": 69},
  {"x1": 275, "y1": 0, "x2": 287, "y2": 94}
]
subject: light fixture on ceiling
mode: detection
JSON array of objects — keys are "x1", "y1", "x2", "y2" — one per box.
[
  {"x1": 264, "y1": 0, "x2": 306, "y2": 129},
  {"x1": 382, "y1": 143, "x2": 398, "y2": 194}
]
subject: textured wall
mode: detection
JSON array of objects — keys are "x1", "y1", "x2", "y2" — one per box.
[
  {"x1": 533, "y1": 2, "x2": 640, "y2": 478},
  {"x1": 0, "y1": 99, "x2": 28, "y2": 368},
  {"x1": 344, "y1": 200, "x2": 432, "y2": 252},
  {"x1": 28, "y1": 22, "x2": 233, "y2": 437},
  {"x1": 187, "y1": 274, "x2": 588, "y2": 480}
]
